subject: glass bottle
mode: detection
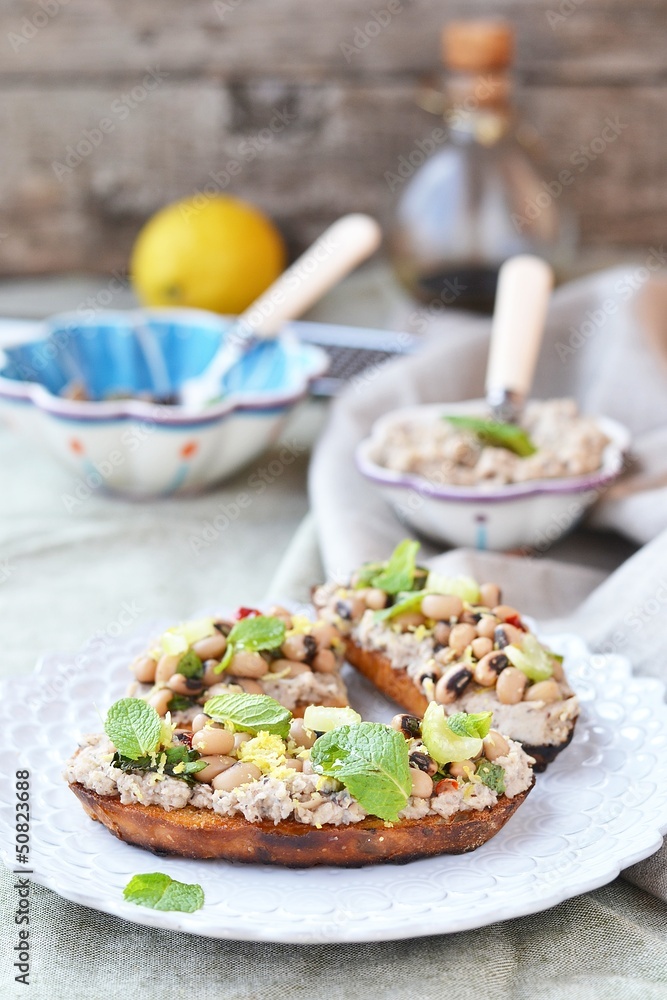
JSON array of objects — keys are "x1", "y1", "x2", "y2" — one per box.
[{"x1": 390, "y1": 20, "x2": 575, "y2": 314}]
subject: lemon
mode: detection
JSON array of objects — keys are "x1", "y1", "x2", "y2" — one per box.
[{"x1": 130, "y1": 194, "x2": 286, "y2": 314}]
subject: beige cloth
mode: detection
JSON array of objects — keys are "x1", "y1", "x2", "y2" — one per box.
[{"x1": 1, "y1": 867, "x2": 665, "y2": 1000}]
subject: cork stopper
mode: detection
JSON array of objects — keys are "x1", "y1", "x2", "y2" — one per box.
[{"x1": 442, "y1": 20, "x2": 514, "y2": 72}]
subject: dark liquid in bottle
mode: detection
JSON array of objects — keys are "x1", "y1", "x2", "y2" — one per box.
[{"x1": 414, "y1": 265, "x2": 500, "y2": 315}]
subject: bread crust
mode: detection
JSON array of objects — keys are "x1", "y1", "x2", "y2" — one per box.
[
  {"x1": 343, "y1": 638, "x2": 576, "y2": 772},
  {"x1": 69, "y1": 780, "x2": 532, "y2": 867}
]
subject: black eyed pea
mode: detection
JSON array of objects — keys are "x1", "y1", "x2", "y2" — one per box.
[
  {"x1": 475, "y1": 614, "x2": 499, "y2": 640},
  {"x1": 281, "y1": 633, "x2": 318, "y2": 663},
  {"x1": 270, "y1": 658, "x2": 312, "y2": 679},
  {"x1": 409, "y1": 751, "x2": 438, "y2": 776},
  {"x1": 191, "y1": 726, "x2": 235, "y2": 756},
  {"x1": 202, "y1": 659, "x2": 222, "y2": 686},
  {"x1": 211, "y1": 761, "x2": 262, "y2": 792},
  {"x1": 147, "y1": 688, "x2": 173, "y2": 715},
  {"x1": 448, "y1": 622, "x2": 478, "y2": 654},
  {"x1": 494, "y1": 623, "x2": 525, "y2": 649},
  {"x1": 283, "y1": 758, "x2": 304, "y2": 772},
  {"x1": 228, "y1": 650, "x2": 269, "y2": 678},
  {"x1": 459, "y1": 610, "x2": 482, "y2": 626},
  {"x1": 233, "y1": 732, "x2": 252, "y2": 750},
  {"x1": 479, "y1": 583, "x2": 501, "y2": 608},
  {"x1": 471, "y1": 636, "x2": 493, "y2": 660},
  {"x1": 524, "y1": 678, "x2": 562, "y2": 703},
  {"x1": 192, "y1": 633, "x2": 227, "y2": 661},
  {"x1": 205, "y1": 682, "x2": 230, "y2": 698},
  {"x1": 448, "y1": 759, "x2": 474, "y2": 778},
  {"x1": 482, "y1": 730, "x2": 510, "y2": 761},
  {"x1": 167, "y1": 673, "x2": 204, "y2": 696},
  {"x1": 433, "y1": 621, "x2": 451, "y2": 646},
  {"x1": 155, "y1": 654, "x2": 181, "y2": 684},
  {"x1": 269, "y1": 605, "x2": 293, "y2": 629},
  {"x1": 409, "y1": 766, "x2": 434, "y2": 798},
  {"x1": 194, "y1": 755, "x2": 236, "y2": 784},
  {"x1": 551, "y1": 658, "x2": 565, "y2": 682},
  {"x1": 289, "y1": 718, "x2": 316, "y2": 749},
  {"x1": 311, "y1": 622, "x2": 339, "y2": 649},
  {"x1": 365, "y1": 588, "x2": 387, "y2": 610},
  {"x1": 435, "y1": 664, "x2": 473, "y2": 704},
  {"x1": 235, "y1": 679, "x2": 264, "y2": 695},
  {"x1": 391, "y1": 611, "x2": 426, "y2": 631},
  {"x1": 473, "y1": 651, "x2": 509, "y2": 687},
  {"x1": 492, "y1": 604, "x2": 520, "y2": 623},
  {"x1": 420, "y1": 593, "x2": 463, "y2": 621},
  {"x1": 434, "y1": 646, "x2": 456, "y2": 667},
  {"x1": 311, "y1": 649, "x2": 338, "y2": 674},
  {"x1": 335, "y1": 595, "x2": 366, "y2": 622},
  {"x1": 192, "y1": 713, "x2": 210, "y2": 734},
  {"x1": 417, "y1": 666, "x2": 442, "y2": 689},
  {"x1": 132, "y1": 656, "x2": 157, "y2": 684},
  {"x1": 495, "y1": 667, "x2": 527, "y2": 705},
  {"x1": 390, "y1": 713, "x2": 422, "y2": 739}
]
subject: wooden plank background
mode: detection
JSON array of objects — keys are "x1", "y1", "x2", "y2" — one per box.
[{"x1": 0, "y1": 0, "x2": 665, "y2": 274}]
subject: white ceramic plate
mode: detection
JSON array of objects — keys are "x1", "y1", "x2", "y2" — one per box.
[{"x1": 1, "y1": 624, "x2": 666, "y2": 943}]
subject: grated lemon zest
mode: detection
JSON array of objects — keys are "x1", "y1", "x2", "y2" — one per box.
[
  {"x1": 238, "y1": 732, "x2": 291, "y2": 779},
  {"x1": 285, "y1": 614, "x2": 312, "y2": 638}
]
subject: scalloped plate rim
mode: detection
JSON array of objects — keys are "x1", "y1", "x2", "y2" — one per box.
[{"x1": 0, "y1": 620, "x2": 666, "y2": 943}]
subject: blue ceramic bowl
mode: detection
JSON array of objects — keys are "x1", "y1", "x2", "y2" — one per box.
[{"x1": 0, "y1": 308, "x2": 328, "y2": 496}]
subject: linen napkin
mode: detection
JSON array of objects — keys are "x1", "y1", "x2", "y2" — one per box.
[{"x1": 307, "y1": 264, "x2": 667, "y2": 901}]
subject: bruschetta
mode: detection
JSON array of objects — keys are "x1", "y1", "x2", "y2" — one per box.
[
  {"x1": 313, "y1": 541, "x2": 579, "y2": 770},
  {"x1": 65, "y1": 694, "x2": 534, "y2": 866},
  {"x1": 127, "y1": 607, "x2": 349, "y2": 725}
]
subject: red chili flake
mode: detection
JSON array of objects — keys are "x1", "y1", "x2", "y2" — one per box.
[
  {"x1": 234, "y1": 607, "x2": 261, "y2": 620},
  {"x1": 174, "y1": 731, "x2": 193, "y2": 748},
  {"x1": 434, "y1": 778, "x2": 459, "y2": 795},
  {"x1": 505, "y1": 614, "x2": 527, "y2": 631}
]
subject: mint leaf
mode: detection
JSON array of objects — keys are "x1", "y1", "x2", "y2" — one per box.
[
  {"x1": 311, "y1": 722, "x2": 411, "y2": 822},
  {"x1": 111, "y1": 745, "x2": 207, "y2": 784},
  {"x1": 447, "y1": 712, "x2": 493, "y2": 739},
  {"x1": 105, "y1": 698, "x2": 162, "y2": 760},
  {"x1": 123, "y1": 873, "x2": 204, "y2": 913},
  {"x1": 176, "y1": 650, "x2": 204, "y2": 678},
  {"x1": 214, "y1": 615, "x2": 285, "y2": 674},
  {"x1": 203, "y1": 692, "x2": 292, "y2": 739},
  {"x1": 475, "y1": 760, "x2": 506, "y2": 795},
  {"x1": 226, "y1": 615, "x2": 285, "y2": 652},
  {"x1": 444, "y1": 415, "x2": 537, "y2": 457},
  {"x1": 370, "y1": 539, "x2": 420, "y2": 594}
]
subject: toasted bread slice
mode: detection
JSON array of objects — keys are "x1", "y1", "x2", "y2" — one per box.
[
  {"x1": 70, "y1": 781, "x2": 532, "y2": 867},
  {"x1": 344, "y1": 637, "x2": 576, "y2": 772}
]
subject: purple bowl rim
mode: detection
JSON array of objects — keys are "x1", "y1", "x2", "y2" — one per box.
[{"x1": 355, "y1": 440, "x2": 627, "y2": 503}]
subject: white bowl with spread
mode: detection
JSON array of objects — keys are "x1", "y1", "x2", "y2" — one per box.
[{"x1": 356, "y1": 399, "x2": 630, "y2": 551}]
